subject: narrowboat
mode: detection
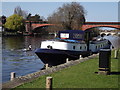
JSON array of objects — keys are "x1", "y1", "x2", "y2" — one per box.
[{"x1": 35, "y1": 30, "x2": 110, "y2": 66}]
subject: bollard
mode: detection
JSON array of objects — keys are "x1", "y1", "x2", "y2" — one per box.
[
  {"x1": 114, "y1": 50, "x2": 118, "y2": 59},
  {"x1": 66, "y1": 58, "x2": 69, "y2": 63},
  {"x1": 46, "y1": 64, "x2": 49, "y2": 70},
  {"x1": 98, "y1": 49, "x2": 111, "y2": 75},
  {"x1": 10, "y1": 72, "x2": 16, "y2": 81},
  {"x1": 46, "y1": 77, "x2": 52, "y2": 90}
]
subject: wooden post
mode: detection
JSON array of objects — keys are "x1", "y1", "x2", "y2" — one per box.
[
  {"x1": 46, "y1": 77, "x2": 52, "y2": 90},
  {"x1": 114, "y1": 50, "x2": 118, "y2": 59},
  {"x1": 46, "y1": 64, "x2": 49, "y2": 70},
  {"x1": 10, "y1": 72, "x2": 16, "y2": 81},
  {"x1": 66, "y1": 58, "x2": 69, "y2": 63}
]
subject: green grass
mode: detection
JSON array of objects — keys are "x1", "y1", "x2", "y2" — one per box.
[{"x1": 15, "y1": 50, "x2": 119, "y2": 88}]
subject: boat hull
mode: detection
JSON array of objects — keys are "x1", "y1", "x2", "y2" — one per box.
[{"x1": 35, "y1": 49, "x2": 90, "y2": 66}]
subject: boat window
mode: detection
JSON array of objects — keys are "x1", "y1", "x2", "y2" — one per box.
[
  {"x1": 60, "y1": 33, "x2": 69, "y2": 39},
  {"x1": 80, "y1": 46, "x2": 82, "y2": 49},
  {"x1": 73, "y1": 46, "x2": 75, "y2": 49}
]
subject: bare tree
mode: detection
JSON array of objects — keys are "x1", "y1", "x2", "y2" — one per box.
[
  {"x1": 14, "y1": 6, "x2": 28, "y2": 19},
  {"x1": 47, "y1": 2, "x2": 86, "y2": 32}
]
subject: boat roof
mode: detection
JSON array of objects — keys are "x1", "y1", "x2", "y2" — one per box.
[
  {"x1": 58, "y1": 30, "x2": 85, "y2": 40},
  {"x1": 48, "y1": 38, "x2": 86, "y2": 44}
]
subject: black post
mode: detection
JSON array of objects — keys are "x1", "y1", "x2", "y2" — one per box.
[
  {"x1": 28, "y1": 21, "x2": 32, "y2": 35},
  {"x1": 98, "y1": 49, "x2": 111, "y2": 75},
  {"x1": 2, "y1": 15, "x2": 6, "y2": 32},
  {"x1": 29, "y1": 21, "x2": 32, "y2": 32},
  {"x1": 86, "y1": 32, "x2": 90, "y2": 51}
]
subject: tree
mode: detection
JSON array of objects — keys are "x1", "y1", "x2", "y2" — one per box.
[
  {"x1": 4, "y1": 14, "x2": 24, "y2": 32},
  {"x1": 47, "y1": 2, "x2": 86, "y2": 31},
  {"x1": 26, "y1": 13, "x2": 32, "y2": 20},
  {"x1": 26, "y1": 14, "x2": 43, "y2": 21},
  {"x1": 14, "y1": 6, "x2": 28, "y2": 19}
]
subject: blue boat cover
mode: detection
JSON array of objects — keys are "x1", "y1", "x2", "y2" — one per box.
[{"x1": 58, "y1": 30, "x2": 85, "y2": 40}]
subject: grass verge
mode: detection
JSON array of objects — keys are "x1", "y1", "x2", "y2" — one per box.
[{"x1": 14, "y1": 50, "x2": 119, "y2": 89}]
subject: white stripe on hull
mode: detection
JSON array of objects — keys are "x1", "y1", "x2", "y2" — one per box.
[{"x1": 41, "y1": 39, "x2": 109, "y2": 53}]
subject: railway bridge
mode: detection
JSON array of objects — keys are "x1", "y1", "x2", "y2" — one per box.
[
  {"x1": 82, "y1": 22, "x2": 120, "y2": 31},
  {"x1": 25, "y1": 21, "x2": 120, "y2": 34}
]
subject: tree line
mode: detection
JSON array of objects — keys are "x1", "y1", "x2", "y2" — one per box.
[{"x1": 1, "y1": 2, "x2": 86, "y2": 34}]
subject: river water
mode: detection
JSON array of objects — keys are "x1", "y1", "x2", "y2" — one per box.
[
  {"x1": 2, "y1": 35, "x2": 120, "y2": 83},
  {"x1": 2, "y1": 35, "x2": 54, "y2": 83}
]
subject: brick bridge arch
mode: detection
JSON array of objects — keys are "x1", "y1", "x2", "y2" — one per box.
[
  {"x1": 82, "y1": 22, "x2": 120, "y2": 31},
  {"x1": 25, "y1": 21, "x2": 55, "y2": 33},
  {"x1": 31, "y1": 24, "x2": 54, "y2": 30},
  {"x1": 25, "y1": 21, "x2": 120, "y2": 33}
]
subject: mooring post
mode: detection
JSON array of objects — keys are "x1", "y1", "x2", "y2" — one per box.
[
  {"x1": 46, "y1": 77, "x2": 52, "y2": 90},
  {"x1": 46, "y1": 64, "x2": 49, "y2": 70},
  {"x1": 10, "y1": 72, "x2": 16, "y2": 81},
  {"x1": 66, "y1": 58, "x2": 69, "y2": 63},
  {"x1": 114, "y1": 50, "x2": 118, "y2": 59},
  {"x1": 98, "y1": 49, "x2": 111, "y2": 75}
]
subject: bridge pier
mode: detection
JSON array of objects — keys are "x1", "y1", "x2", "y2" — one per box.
[{"x1": 25, "y1": 21, "x2": 32, "y2": 34}]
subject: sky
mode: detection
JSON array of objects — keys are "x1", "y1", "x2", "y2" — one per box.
[{"x1": 1, "y1": 1, "x2": 119, "y2": 23}]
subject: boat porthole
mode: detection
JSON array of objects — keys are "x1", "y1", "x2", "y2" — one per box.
[{"x1": 47, "y1": 45, "x2": 53, "y2": 49}]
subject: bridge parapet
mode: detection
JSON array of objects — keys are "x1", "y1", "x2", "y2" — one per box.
[
  {"x1": 82, "y1": 22, "x2": 120, "y2": 31},
  {"x1": 84, "y1": 22, "x2": 120, "y2": 25},
  {"x1": 25, "y1": 20, "x2": 47, "y2": 24}
]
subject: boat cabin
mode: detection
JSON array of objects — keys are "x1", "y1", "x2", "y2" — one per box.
[{"x1": 58, "y1": 30, "x2": 85, "y2": 40}]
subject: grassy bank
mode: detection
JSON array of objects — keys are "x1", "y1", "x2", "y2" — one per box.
[{"x1": 15, "y1": 50, "x2": 119, "y2": 88}]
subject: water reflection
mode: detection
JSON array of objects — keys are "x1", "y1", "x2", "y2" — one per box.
[
  {"x1": 2, "y1": 35, "x2": 54, "y2": 83},
  {"x1": 2, "y1": 36, "x2": 25, "y2": 50}
]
